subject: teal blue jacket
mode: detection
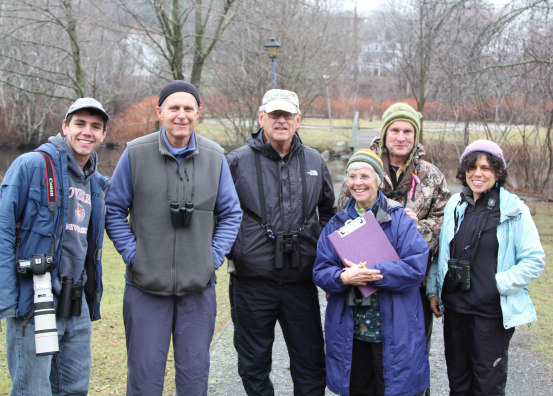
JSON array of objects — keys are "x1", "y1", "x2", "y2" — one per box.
[{"x1": 426, "y1": 187, "x2": 545, "y2": 329}]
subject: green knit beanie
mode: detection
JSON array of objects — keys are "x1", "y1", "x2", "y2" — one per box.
[
  {"x1": 379, "y1": 103, "x2": 422, "y2": 164},
  {"x1": 346, "y1": 149, "x2": 385, "y2": 182}
]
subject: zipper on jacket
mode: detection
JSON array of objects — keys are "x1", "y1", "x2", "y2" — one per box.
[
  {"x1": 171, "y1": 162, "x2": 189, "y2": 294},
  {"x1": 459, "y1": 205, "x2": 476, "y2": 254},
  {"x1": 90, "y1": 189, "x2": 106, "y2": 319}
]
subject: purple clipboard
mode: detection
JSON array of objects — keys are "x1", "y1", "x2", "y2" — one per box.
[{"x1": 327, "y1": 211, "x2": 400, "y2": 297}]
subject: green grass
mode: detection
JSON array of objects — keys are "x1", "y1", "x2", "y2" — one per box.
[
  {"x1": 199, "y1": 121, "x2": 353, "y2": 154},
  {"x1": 527, "y1": 201, "x2": 553, "y2": 376},
  {"x1": 0, "y1": 234, "x2": 231, "y2": 395}
]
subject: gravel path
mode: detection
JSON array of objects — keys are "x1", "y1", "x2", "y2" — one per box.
[{"x1": 208, "y1": 288, "x2": 553, "y2": 395}]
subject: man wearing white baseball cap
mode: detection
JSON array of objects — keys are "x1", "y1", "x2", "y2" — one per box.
[
  {"x1": 227, "y1": 89, "x2": 335, "y2": 395},
  {"x1": 0, "y1": 97, "x2": 110, "y2": 394}
]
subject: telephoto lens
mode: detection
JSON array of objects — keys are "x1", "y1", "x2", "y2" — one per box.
[{"x1": 33, "y1": 272, "x2": 59, "y2": 355}]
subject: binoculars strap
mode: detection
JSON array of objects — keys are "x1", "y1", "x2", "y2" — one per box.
[
  {"x1": 253, "y1": 148, "x2": 309, "y2": 237},
  {"x1": 451, "y1": 196, "x2": 496, "y2": 267}
]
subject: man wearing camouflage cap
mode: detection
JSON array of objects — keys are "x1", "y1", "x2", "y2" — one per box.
[{"x1": 227, "y1": 89, "x2": 335, "y2": 395}]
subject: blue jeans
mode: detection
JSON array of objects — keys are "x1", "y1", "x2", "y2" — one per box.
[{"x1": 6, "y1": 295, "x2": 92, "y2": 396}]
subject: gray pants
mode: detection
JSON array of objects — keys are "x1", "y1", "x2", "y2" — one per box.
[{"x1": 123, "y1": 284, "x2": 216, "y2": 396}]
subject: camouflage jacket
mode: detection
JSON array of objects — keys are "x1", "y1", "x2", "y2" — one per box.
[{"x1": 337, "y1": 138, "x2": 450, "y2": 257}]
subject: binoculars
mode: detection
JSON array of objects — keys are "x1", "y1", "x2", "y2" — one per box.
[
  {"x1": 274, "y1": 233, "x2": 300, "y2": 270},
  {"x1": 447, "y1": 258, "x2": 471, "y2": 291},
  {"x1": 169, "y1": 201, "x2": 194, "y2": 228},
  {"x1": 57, "y1": 276, "x2": 83, "y2": 318}
]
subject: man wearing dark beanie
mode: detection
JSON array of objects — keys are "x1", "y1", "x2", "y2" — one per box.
[
  {"x1": 106, "y1": 80, "x2": 242, "y2": 395},
  {"x1": 157, "y1": 80, "x2": 201, "y2": 107},
  {"x1": 337, "y1": 102, "x2": 450, "y2": 396}
]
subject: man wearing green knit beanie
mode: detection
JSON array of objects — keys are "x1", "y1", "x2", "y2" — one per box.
[{"x1": 338, "y1": 102, "x2": 450, "y2": 396}]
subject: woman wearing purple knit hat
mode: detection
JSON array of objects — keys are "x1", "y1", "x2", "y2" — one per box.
[{"x1": 427, "y1": 139, "x2": 545, "y2": 395}]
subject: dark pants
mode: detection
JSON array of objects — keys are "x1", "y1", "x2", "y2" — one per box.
[
  {"x1": 123, "y1": 284, "x2": 216, "y2": 396},
  {"x1": 350, "y1": 339, "x2": 384, "y2": 396},
  {"x1": 443, "y1": 310, "x2": 514, "y2": 396},
  {"x1": 421, "y1": 285, "x2": 434, "y2": 351},
  {"x1": 416, "y1": 285, "x2": 434, "y2": 396},
  {"x1": 229, "y1": 275, "x2": 326, "y2": 396}
]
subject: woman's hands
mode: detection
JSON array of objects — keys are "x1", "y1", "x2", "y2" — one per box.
[
  {"x1": 339, "y1": 258, "x2": 383, "y2": 286},
  {"x1": 429, "y1": 296, "x2": 443, "y2": 318}
]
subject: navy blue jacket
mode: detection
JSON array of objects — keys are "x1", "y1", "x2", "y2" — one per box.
[
  {"x1": 313, "y1": 193, "x2": 430, "y2": 396},
  {"x1": 0, "y1": 141, "x2": 108, "y2": 321}
]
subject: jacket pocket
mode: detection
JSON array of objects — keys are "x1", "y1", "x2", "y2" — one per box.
[{"x1": 20, "y1": 186, "x2": 52, "y2": 236}]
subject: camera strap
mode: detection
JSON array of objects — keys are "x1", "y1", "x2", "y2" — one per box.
[
  {"x1": 253, "y1": 149, "x2": 309, "y2": 238},
  {"x1": 451, "y1": 196, "x2": 496, "y2": 267},
  {"x1": 35, "y1": 150, "x2": 59, "y2": 258}
]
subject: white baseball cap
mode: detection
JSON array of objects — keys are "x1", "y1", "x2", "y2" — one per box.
[{"x1": 65, "y1": 97, "x2": 109, "y2": 122}]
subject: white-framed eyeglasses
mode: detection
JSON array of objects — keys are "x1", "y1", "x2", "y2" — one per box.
[{"x1": 348, "y1": 174, "x2": 374, "y2": 182}]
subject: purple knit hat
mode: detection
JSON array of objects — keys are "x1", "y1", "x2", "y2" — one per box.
[{"x1": 460, "y1": 139, "x2": 506, "y2": 169}]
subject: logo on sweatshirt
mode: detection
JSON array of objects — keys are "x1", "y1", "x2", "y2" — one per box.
[{"x1": 75, "y1": 203, "x2": 85, "y2": 222}]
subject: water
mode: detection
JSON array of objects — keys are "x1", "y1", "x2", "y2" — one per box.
[{"x1": 0, "y1": 146, "x2": 124, "y2": 179}]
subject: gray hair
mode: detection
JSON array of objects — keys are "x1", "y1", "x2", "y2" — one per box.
[{"x1": 346, "y1": 161, "x2": 382, "y2": 186}]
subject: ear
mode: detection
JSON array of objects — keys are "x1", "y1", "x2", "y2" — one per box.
[
  {"x1": 155, "y1": 106, "x2": 162, "y2": 119},
  {"x1": 61, "y1": 119, "x2": 68, "y2": 136}
]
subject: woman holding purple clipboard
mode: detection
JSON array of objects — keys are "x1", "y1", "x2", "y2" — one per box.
[{"x1": 314, "y1": 149, "x2": 430, "y2": 396}]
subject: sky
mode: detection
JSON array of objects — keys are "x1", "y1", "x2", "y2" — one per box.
[{"x1": 342, "y1": 0, "x2": 512, "y2": 14}]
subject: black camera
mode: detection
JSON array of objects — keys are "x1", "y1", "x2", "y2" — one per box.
[
  {"x1": 447, "y1": 258, "x2": 471, "y2": 291},
  {"x1": 57, "y1": 276, "x2": 83, "y2": 317},
  {"x1": 17, "y1": 254, "x2": 55, "y2": 277},
  {"x1": 169, "y1": 201, "x2": 194, "y2": 228},
  {"x1": 274, "y1": 233, "x2": 300, "y2": 269}
]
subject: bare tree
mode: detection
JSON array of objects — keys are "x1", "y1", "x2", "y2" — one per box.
[
  {"x1": 109, "y1": 0, "x2": 242, "y2": 88},
  {"x1": 205, "y1": 0, "x2": 354, "y2": 148},
  {"x1": 378, "y1": 0, "x2": 472, "y2": 141},
  {"x1": 0, "y1": 0, "x2": 147, "y2": 145}
]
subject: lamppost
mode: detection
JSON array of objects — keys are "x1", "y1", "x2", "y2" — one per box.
[
  {"x1": 264, "y1": 37, "x2": 281, "y2": 89},
  {"x1": 323, "y1": 74, "x2": 333, "y2": 131}
]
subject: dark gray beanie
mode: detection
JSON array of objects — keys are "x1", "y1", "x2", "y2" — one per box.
[{"x1": 158, "y1": 80, "x2": 200, "y2": 107}]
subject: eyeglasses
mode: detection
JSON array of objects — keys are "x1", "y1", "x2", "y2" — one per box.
[
  {"x1": 266, "y1": 111, "x2": 297, "y2": 120},
  {"x1": 348, "y1": 174, "x2": 374, "y2": 182}
]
